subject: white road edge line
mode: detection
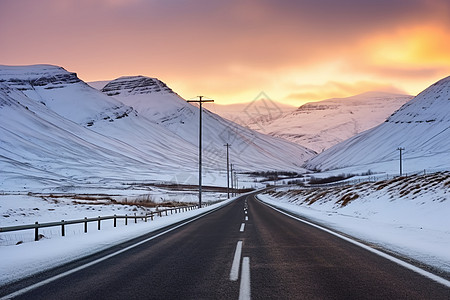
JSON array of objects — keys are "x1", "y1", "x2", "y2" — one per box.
[
  {"x1": 260, "y1": 199, "x2": 450, "y2": 288},
  {"x1": 239, "y1": 257, "x2": 251, "y2": 300},
  {"x1": 239, "y1": 223, "x2": 245, "y2": 232},
  {"x1": 230, "y1": 241, "x2": 243, "y2": 281},
  {"x1": 0, "y1": 206, "x2": 226, "y2": 300}
]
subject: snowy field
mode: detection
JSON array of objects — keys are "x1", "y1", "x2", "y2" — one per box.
[
  {"x1": 0, "y1": 187, "x2": 229, "y2": 246},
  {"x1": 0, "y1": 194, "x2": 237, "y2": 286},
  {"x1": 1, "y1": 171, "x2": 449, "y2": 286},
  {"x1": 258, "y1": 171, "x2": 450, "y2": 275}
]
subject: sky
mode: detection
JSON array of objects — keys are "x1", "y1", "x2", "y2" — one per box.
[{"x1": 1, "y1": 0, "x2": 450, "y2": 106}]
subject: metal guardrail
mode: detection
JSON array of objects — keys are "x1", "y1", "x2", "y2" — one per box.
[{"x1": 0, "y1": 204, "x2": 204, "y2": 242}]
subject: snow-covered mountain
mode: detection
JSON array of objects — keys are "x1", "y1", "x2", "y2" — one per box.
[
  {"x1": 0, "y1": 65, "x2": 314, "y2": 191},
  {"x1": 305, "y1": 76, "x2": 450, "y2": 173},
  {"x1": 0, "y1": 65, "x2": 133, "y2": 126},
  {"x1": 242, "y1": 92, "x2": 412, "y2": 153},
  {"x1": 0, "y1": 65, "x2": 202, "y2": 190},
  {"x1": 101, "y1": 76, "x2": 315, "y2": 172},
  {"x1": 209, "y1": 99, "x2": 296, "y2": 127}
]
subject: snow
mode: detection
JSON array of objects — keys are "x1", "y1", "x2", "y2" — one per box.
[
  {"x1": 257, "y1": 171, "x2": 450, "y2": 274},
  {"x1": 0, "y1": 194, "x2": 236, "y2": 285},
  {"x1": 2, "y1": 65, "x2": 449, "y2": 287},
  {"x1": 0, "y1": 65, "x2": 314, "y2": 194},
  {"x1": 213, "y1": 91, "x2": 412, "y2": 153},
  {"x1": 102, "y1": 76, "x2": 315, "y2": 172},
  {"x1": 307, "y1": 77, "x2": 450, "y2": 172}
]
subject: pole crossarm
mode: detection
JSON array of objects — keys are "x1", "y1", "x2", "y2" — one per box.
[
  {"x1": 186, "y1": 96, "x2": 214, "y2": 208},
  {"x1": 187, "y1": 96, "x2": 214, "y2": 104}
]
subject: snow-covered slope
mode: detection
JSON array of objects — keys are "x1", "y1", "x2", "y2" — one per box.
[
  {"x1": 0, "y1": 65, "x2": 314, "y2": 192},
  {"x1": 0, "y1": 65, "x2": 133, "y2": 126},
  {"x1": 101, "y1": 76, "x2": 315, "y2": 171},
  {"x1": 0, "y1": 66, "x2": 202, "y2": 191},
  {"x1": 306, "y1": 76, "x2": 450, "y2": 172},
  {"x1": 244, "y1": 92, "x2": 412, "y2": 153},
  {"x1": 0, "y1": 82, "x2": 142, "y2": 190}
]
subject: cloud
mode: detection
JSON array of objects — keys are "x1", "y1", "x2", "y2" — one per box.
[
  {"x1": 1, "y1": 0, "x2": 450, "y2": 104},
  {"x1": 284, "y1": 81, "x2": 407, "y2": 104}
]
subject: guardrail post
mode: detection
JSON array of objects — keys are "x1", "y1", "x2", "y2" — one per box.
[
  {"x1": 145, "y1": 214, "x2": 147, "y2": 222},
  {"x1": 165, "y1": 210, "x2": 168, "y2": 216},
  {"x1": 98, "y1": 217, "x2": 101, "y2": 230},
  {"x1": 125, "y1": 214, "x2": 128, "y2": 225},
  {"x1": 114, "y1": 215, "x2": 117, "y2": 227},
  {"x1": 134, "y1": 213, "x2": 137, "y2": 223},
  {"x1": 84, "y1": 217, "x2": 88, "y2": 233},
  {"x1": 150, "y1": 212, "x2": 154, "y2": 221},
  {"x1": 61, "y1": 220, "x2": 65, "y2": 237},
  {"x1": 34, "y1": 222, "x2": 39, "y2": 241}
]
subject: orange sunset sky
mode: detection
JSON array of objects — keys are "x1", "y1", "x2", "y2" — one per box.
[{"x1": 1, "y1": 0, "x2": 450, "y2": 106}]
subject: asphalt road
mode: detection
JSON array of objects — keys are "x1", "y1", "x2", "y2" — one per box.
[{"x1": 2, "y1": 193, "x2": 449, "y2": 299}]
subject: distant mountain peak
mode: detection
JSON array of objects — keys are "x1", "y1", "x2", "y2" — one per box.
[
  {"x1": 101, "y1": 76, "x2": 174, "y2": 97},
  {"x1": 306, "y1": 75, "x2": 450, "y2": 172},
  {"x1": 297, "y1": 90, "x2": 412, "y2": 111},
  {"x1": 0, "y1": 64, "x2": 134, "y2": 126},
  {"x1": 0, "y1": 64, "x2": 81, "y2": 90}
]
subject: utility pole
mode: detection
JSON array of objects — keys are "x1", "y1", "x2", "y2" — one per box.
[
  {"x1": 187, "y1": 96, "x2": 214, "y2": 208},
  {"x1": 224, "y1": 143, "x2": 231, "y2": 199},
  {"x1": 230, "y1": 163, "x2": 234, "y2": 196},
  {"x1": 235, "y1": 171, "x2": 238, "y2": 194},
  {"x1": 397, "y1": 147, "x2": 405, "y2": 176}
]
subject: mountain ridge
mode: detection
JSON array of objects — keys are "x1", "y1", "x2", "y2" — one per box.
[
  {"x1": 305, "y1": 75, "x2": 450, "y2": 173},
  {"x1": 246, "y1": 91, "x2": 413, "y2": 153},
  {"x1": 0, "y1": 66, "x2": 314, "y2": 191}
]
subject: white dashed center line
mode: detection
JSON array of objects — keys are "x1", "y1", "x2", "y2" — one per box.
[
  {"x1": 230, "y1": 241, "x2": 243, "y2": 281},
  {"x1": 239, "y1": 223, "x2": 245, "y2": 232},
  {"x1": 239, "y1": 257, "x2": 251, "y2": 300}
]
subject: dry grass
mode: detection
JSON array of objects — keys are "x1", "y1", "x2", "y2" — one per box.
[
  {"x1": 307, "y1": 191, "x2": 328, "y2": 205},
  {"x1": 31, "y1": 192, "x2": 196, "y2": 209},
  {"x1": 337, "y1": 193, "x2": 359, "y2": 207},
  {"x1": 266, "y1": 171, "x2": 449, "y2": 208}
]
